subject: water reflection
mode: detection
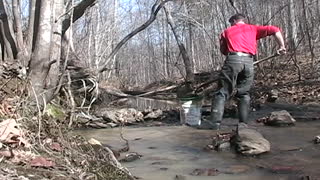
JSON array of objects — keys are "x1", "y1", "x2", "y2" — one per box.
[{"x1": 117, "y1": 97, "x2": 180, "y2": 111}]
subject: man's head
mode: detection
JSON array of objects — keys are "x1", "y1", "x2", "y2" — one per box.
[{"x1": 229, "y1": 13, "x2": 246, "y2": 25}]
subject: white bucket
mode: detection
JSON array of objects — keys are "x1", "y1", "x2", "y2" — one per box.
[{"x1": 179, "y1": 97, "x2": 202, "y2": 126}]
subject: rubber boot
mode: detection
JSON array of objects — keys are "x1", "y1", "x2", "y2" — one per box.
[
  {"x1": 198, "y1": 94, "x2": 225, "y2": 130},
  {"x1": 238, "y1": 95, "x2": 250, "y2": 123}
]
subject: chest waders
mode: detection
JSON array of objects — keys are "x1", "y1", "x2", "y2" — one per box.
[{"x1": 199, "y1": 54, "x2": 254, "y2": 130}]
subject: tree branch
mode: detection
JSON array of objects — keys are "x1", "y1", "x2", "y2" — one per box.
[
  {"x1": 98, "y1": 0, "x2": 173, "y2": 73},
  {"x1": 62, "y1": 0, "x2": 97, "y2": 35},
  {"x1": 164, "y1": 5, "x2": 194, "y2": 83}
]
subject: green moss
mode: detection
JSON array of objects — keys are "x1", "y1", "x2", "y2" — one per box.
[{"x1": 45, "y1": 104, "x2": 66, "y2": 120}]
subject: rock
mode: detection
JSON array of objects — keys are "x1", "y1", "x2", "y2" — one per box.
[
  {"x1": 233, "y1": 123, "x2": 270, "y2": 155},
  {"x1": 95, "y1": 108, "x2": 144, "y2": 124},
  {"x1": 119, "y1": 152, "x2": 142, "y2": 162},
  {"x1": 222, "y1": 165, "x2": 250, "y2": 174},
  {"x1": 216, "y1": 142, "x2": 231, "y2": 151},
  {"x1": 75, "y1": 112, "x2": 102, "y2": 124},
  {"x1": 190, "y1": 168, "x2": 219, "y2": 176},
  {"x1": 107, "y1": 122, "x2": 118, "y2": 128},
  {"x1": 174, "y1": 175, "x2": 186, "y2": 180},
  {"x1": 314, "y1": 135, "x2": 320, "y2": 144},
  {"x1": 88, "y1": 138, "x2": 102, "y2": 146},
  {"x1": 159, "y1": 167, "x2": 168, "y2": 171},
  {"x1": 267, "y1": 89, "x2": 279, "y2": 102},
  {"x1": 45, "y1": 104, "x2": 66, "y2": 120},
  {"x1": 268, "y1": 166, "x2": 301, "y2": 174},
  {"x1": 258, "y1": 165, "x2": 302, "y2": 174},
  {"x1": 211, "y1": 132, "x2": 234, "y2": 151},
  {"x1": 263, "y1": 110, "x2": 296, "y2": 126},
  {"x1": 144, "y1": 109, "x2": 163, "y2": 119}
]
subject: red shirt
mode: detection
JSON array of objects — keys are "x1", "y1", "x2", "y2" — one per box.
[{"x1": 220, "y1": 23, "x2": 280, "y2": 55}]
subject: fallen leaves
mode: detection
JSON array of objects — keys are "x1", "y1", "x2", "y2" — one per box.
[
  {"x1": 0, "y1": 99, "x2": 18, "y2": 118},
  {"x1": 30, "y1": 157, "x2": 56, "y2": 168},
  {"x1": 49, "y1": 142, "x2": 63, "y2": 152},
  {"x1": 0, "y1": 119, "x2": 29, "y2": 147}
]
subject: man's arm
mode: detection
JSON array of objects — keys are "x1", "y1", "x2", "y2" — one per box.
[
  {"x1": 256, "y1": 25, "x2": 286, "y2": 54},
  {"x1": 274, "y1": 31, "x2": 286, "y2": 54}
]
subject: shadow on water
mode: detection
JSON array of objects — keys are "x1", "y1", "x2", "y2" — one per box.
[{"x1": 78, "y1": 98, "x2": 320, "y2": 180}]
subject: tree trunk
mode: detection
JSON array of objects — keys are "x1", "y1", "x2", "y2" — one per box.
[
  {"x1": 288, "y1": 0, "x2": 298, "y2": 49},
  {"x1": 25, "y1": 0, "x2": 36, "y2": 64},
  {"x1": 0, "y1": 21, "x2": 13, "y2": 61},
  {"x1": 47, "y1": 0, "x2": 64, "y2": 99},
  {"x1": 164, "y1": 6, "x2": 194, "y2": 83},
  {"x1": 12, "y1": 0, "x2": 25, "y2": 60},
  {"x1": 0, "y1": 0, "x2": 18, "y2": 60},
  {"x1": 28, "y1": 0, "x2": 53, "y2": 104}
]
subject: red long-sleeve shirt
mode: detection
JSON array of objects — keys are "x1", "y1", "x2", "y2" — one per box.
[{"x1": 220, "y1": 23, "x2": 280, "y2": 55}]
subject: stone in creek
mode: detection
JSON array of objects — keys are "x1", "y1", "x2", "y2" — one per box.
[
  {"x1": 222, "y1": 165, "x2": 251, "y2": 174},
  {"x1": 190, "y1": 168, "x2": 220, "y2": 176},
  {"x1": 232, "y1": 123, "x2": 270, "y2": 155},
  {"x1": 263, "y1": 110, "x2": 296, "y2": 126},
  {"x1": 174, "y1": 175, "x2": 186, "y2": 180},
  {"x1": 313, "y1": 135, "x2": 320, "y2": 144}
]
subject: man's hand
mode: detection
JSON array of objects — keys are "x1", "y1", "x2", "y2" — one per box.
[
  {"x1": 277, "y1": 47, "x2": 286, "y2": 55},
  {"x1": 274, "y1": 31, "x2": 286, "y2": 55}
]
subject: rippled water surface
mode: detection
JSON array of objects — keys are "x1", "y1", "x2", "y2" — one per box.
[
  {"x1": 78, "y1": 119, "x2": 320, "y2": 180},
  {"x1": 78, "y1": 98, "x2": 320, "y2": 179}
]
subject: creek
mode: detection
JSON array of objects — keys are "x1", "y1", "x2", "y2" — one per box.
[{"x1": 77, "y1": 98, "x2": 320, "y2": 180}]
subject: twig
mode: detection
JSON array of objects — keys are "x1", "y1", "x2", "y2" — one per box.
[
  {"x1": 67, "y1": 72, "x2": 76, "y2": 128},
  {"x1": 55, "y1": 3, "x2": 79, "y2": 23},
  {"x1": 119, "y1": 123, "x2": 129, "y2": 153},
  {"x1": 0, "y1": 77, "x2": 13, "y2": 90},
  {"x1": 30, "y1": 82, "x2": 43, "y2": 145}
]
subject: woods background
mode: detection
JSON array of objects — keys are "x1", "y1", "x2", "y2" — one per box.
[{"x1": 0, "y1": 0, "x2": 320, "y2": 103}]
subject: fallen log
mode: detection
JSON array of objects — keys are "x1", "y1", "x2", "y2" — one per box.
[{"x1": 137, "y1": 85, "x2": 178, "y2": 97}]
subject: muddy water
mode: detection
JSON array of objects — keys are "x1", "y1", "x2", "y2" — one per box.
[
  {"x1": 78, "y1": 119, "x2": 320, "y2": 180},
  {"x1": 78, "y1": 98, "x2": 320, "y2": 179}
]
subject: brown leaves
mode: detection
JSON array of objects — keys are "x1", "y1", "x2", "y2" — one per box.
[
  {"x1": 30, "y1": 157, "x2": 56, "y2": 168},
  {"x1": 0, "y1": 119, "x2": 29, "y2": 147},
  {"x1": 0, "y1": 99, "x2": 18, "y2": 118},
  {"x1": 49, "y1": 142, "x2": 63, "y2": 152}
]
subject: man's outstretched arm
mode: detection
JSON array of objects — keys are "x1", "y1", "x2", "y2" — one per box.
[{"x1": 274, "y1": 31, "x2": 286, "y2": 54}]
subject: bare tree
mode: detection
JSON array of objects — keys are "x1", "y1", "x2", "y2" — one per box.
[
  {"x1": 164, "y1": 5, "x2": 194, "y2": 83},
  {"x1": 0, "y1": 0, "x2": 97, "y2": 105}
]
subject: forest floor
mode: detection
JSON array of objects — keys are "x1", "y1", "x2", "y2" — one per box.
[{"x1": 0, "y1": 54, "x2": 319, "y2": 179}]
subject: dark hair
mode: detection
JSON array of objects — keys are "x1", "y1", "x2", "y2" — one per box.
[{"x1": 228, "y1": 13, "x2": 246, "y2": 24}]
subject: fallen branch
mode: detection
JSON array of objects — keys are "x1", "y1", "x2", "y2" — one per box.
[
  {"x1": 253, "y1": 53, "x2": 279, "y2": 65},
  {"x1": 137, "y1": 85, "x2": 178, "y2": 97}
]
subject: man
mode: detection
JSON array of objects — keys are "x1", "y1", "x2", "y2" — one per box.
[{"x1": 199, "y1": 13, "x2": 286, "y2": 130}]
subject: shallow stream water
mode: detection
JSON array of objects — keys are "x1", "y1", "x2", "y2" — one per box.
[{"x1": 77, "y1": 98, "x2": 320, "y2": 180}]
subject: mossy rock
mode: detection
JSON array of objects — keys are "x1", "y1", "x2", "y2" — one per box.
[{"x1": 45, "y1": 104, "x2": 66, "y2": 120}]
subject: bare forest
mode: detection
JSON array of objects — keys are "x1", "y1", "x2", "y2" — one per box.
[
  {"x1": 1, "y1": 0, "x2": 320, "y2": 179},
  {"x1": 0, "y1": 0, "x2": 320, "y2": 99}
]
